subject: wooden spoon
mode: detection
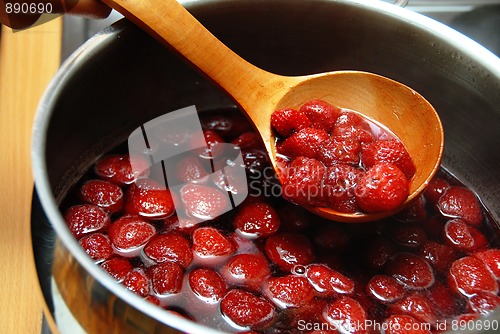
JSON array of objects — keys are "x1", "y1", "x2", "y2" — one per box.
[{"x1": 102, "y1": 0, "x2": 444, "y2": 222}]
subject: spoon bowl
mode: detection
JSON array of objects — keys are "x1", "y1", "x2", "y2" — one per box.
[{"x1": 102, "y1": 0, "x2": 444, "y2": 222}]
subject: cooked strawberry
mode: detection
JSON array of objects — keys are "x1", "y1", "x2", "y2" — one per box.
[
  {"x1": 367, "y1": 275, "x2": 406, "y2": 304},
  {"x1": 473, "y1": 249, "x2": 500, "y2": 279},
  {"x1": 392, "y1": 224, "x2": 427, "y2": 249},
  {"x1": 264, "y1": 274, "x2": 314, "y2": 308},
  {"x1": 448, "y1": 256, "x2": 498, "y2": 297},
  {"x1": 180, "y1": 183, "x2": 231, "y2": 220},
  {"x1": 313, "y1": 224, "x2": 350, "y2": 251},
  {"x1": 363, "y1": 237, "x2": 397, "y2": 270},
  {"x1": 286, "y1": 297, "x2": 328, "y2": 328},
  {"x1": 200, "y1": 112, "x2": 251, "y2": 139},
  {"x1": 467, "y1": 291, "x2": 500, "y2": 315},
  {"x1": 108, "y1": 215, "x2": 156, "y2": 254},
  {"x1": 355, "y1": 163, "x2": 409, "y2": 213},
  {"x1": 437, "y1": 186, "x2": 483, "y2": 226},
  {"x1": 79, "y1": 232, "x2": 113, "y2": 262},
  {"x1": 317, "y1": 137, "x2": 361, "y2": 166},
  {"x1": 385, "y1": 253, "x2": 435, "y2": 290},
  {"x1": 149, "y1": 261, "x2": 184, "y2": 295},
  {"x1": 143, "y1": 233, "x2": 192, "y2": 268},
  {"x1": 332, "y1": 112, "x2": 374, "y2": 144},
  {"x1": 94, "y1": 154, "x2": 148, "y2": 186},
  {"x1": 264, "y1": 232, "x2": 315, "y2": 271},
  {"x1": 383, "y1": 315, "x2": 431, "y2": 334},
  {"x1": 202, "y1": 129, "x2": 225, "y2": 147},
  {"x1": 100, "y1": 257, "x2": 133, "y2": 282},
  {"x1": 64, "y1": 204, "x2": 110, "y2": 239},
  {"x1": 281, "y1": 156, "x2": 327, "y2": 207},
  {"x1": 298, "y1": 99, "x2": 341, "y2": 132},
  {"x1": 423, "y1": 177, "x2": 450, "y2": 207},
  {"x1": 122, "y1": 268, "x2": 150, "y2": 297},
  {"x1": 421, "y1": 216, "x2": 446, "y2": 240},
  {"x1": 394, "y1": 195, "x2": 427, "y2": 223},
  {"x1": 80, "y1": 179, "x2": 124, "y2": 213},
  {"x1": 175, "y1": 156, "x2": 210, "y2": 184},
  {"x1": 241, "y1": 149, "x2": 269, "y2": 173},
  {"x1": 418, "y1": 241, "x2": 457, "y2": 274},
  {"x1": 220, "y1": 289, "x2": 276, "y2": 329},
  {"x1": 124, "y1": 179, "x2": 175, "y2": 219},
  {"x1": 425, "y1": 282, "x2": 457, "y2": 318},
  {"x1": 231, "y1": 131, "x2": 262, "y2": 150},
  {"x1": 221, "y1": 253, "x2": 271, "y2": 291},
  {"x1": 234, "y1": 201, "x2": 280, "y2": 238},
  {"x1": 444, "y1": 218, "x2": 488, "y2": 253},
  {"x1": 323, "y1": 297, "x2": 368, "y2": 334},
  {"x1": 188, "y1": 268, "x2": 227, "y2": 303},
  {"x1": 389, "y1": 293, "x2": 437, "y2": 325},
  {"x1": 361, "y1": 139, "x2": 416, "y2": 179},
  {"x1": 306, "y1": 263, "x2": 354, "y2": 295},
  {"x1": 334, "y1": 111, "x2": 371, "y2": 129},
  {"x1": 271, "y1": 108, "x2": 312, "y2": 137},
  {"x1": 323, "y1": 164, "x2": 362, "y2": 213},
  {"x1": 192, "y1": 226, "x2": 236, "y2": 258},
  {"x1": 278, "y1": 127, "x2": 330, "y2": 159}
]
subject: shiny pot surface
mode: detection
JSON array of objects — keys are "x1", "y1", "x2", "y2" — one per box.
[{"x1": 32, "y1": 0, "x2": 500, "y2": 333}]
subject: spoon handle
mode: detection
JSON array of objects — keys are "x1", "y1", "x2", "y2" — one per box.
[{"x1": 102, "y1": 0, "x2": 285, "y2": 112}]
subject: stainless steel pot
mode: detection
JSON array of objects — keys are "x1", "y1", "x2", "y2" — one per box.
[{"x1": 31, "y1": 0, "x2": 500, "y2": 333}]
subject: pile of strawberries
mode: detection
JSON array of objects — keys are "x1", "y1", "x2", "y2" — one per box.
[
  {"x1": 62, "y1": 109, "x2": 500, "y2": 333},
  {"x1": 271, "y1": 99, "x2": 415, "y2": 214}
]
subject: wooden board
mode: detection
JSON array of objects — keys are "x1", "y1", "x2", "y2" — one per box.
[{"x1": 0, "y1": 19, "x2": 62, "y2": 334}]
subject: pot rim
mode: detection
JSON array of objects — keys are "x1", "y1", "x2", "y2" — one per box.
[{"x1": 31, "y1": 0, "x2": 500, "y2": 333}]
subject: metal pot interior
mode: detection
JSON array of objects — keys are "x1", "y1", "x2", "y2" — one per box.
[{"x1": 32, "y1": 0, "x2": 500, "y2": 333}]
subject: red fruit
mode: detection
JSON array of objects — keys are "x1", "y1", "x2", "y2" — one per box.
[
  {"x1": 79, "y1": 233, "x2": 113, "y2": 262},
  {"x1": 355, "y1": 163, "x2": 409, "y2": 213},
  {"x1": 149, "y1": 261, "x2": 183, "y2": 295},
  {"x1": 192, "y1": 227, "x2": 236, "y2": 258},
  {"x1": 389, "y1": 293, "x2": 437, "y2": 325},
  {"x1": 437, "y1": 186, "x2": 483, "y2": 226},
  {"x1": 286, "y1": 297, "x2": 328, "y2": 328},
  {"x1": 231, "y1": 131, "x2": 261, "y2": 150},
  {"x1": 383, "y1": 315, "x2": 431, "y2": 334},
  {"x1": 180, "y1": 183, "x2": 231, "y2": 220},
  {"x1": 202, "y1": 129, "x2": 225, "y2": 147},
  {"x1": 317, "y1": 137, "x2": 361, "y2": 166},
  {"x1": 200, "y1": 113, "x2": 250, "y2": 138},
  {"x1": 234, "y1": 201, "x2": 281, "y2": 238},
  {"x1": 264, "y1": 232, "x2": 315, "y2": 271},
  {"x1": 444, "y1": 218, "x2": 488, "y2": 253},
  {"x1": 265, "y1": 275, "x2": 314, "y2": 308},
  {"x1": 221, "y1": 253, "x2": 271, "y2": 291},
  {"x1": 449, "y1": 256, "x2": 498, "y2": 297},
  {"x1": 323, "y1": 297, "x2": 368, "y2": 334},
  {"x1": 108, "y1": 215, "x2": 156, "y2": 254},
  {"x1": 124, "y1": 180, "x2": 175, "y2": 219},
  {"x1": 188, "y1": 268, "x2": 227, "y2": 303},
  {"x1": 220, "y1": 289, "x2": 276, "y2": 329},
  {"x1": 421, "y1": 216, "x2": 445, "y2": 240},
  {"x1": 386, "y1": 253, "x2": 435, "y2": 290},
  {"x1": 418, "y1": 241, "x2": 457, "y2": 274},
  {"x1": 468, "y1": 291, "x2": 500, "y2": 315},
  {"x1": 394, "y1": 195, "x2": 427, "y2": 223},
  {"x1": 361, "y1": 139, "x2": 416, "y2": 179},
  {"x1": 299, "y1": 99, "x2": 341, "y2": 132},
  {"x1": 175, "y1": 156, "x2": 210, "y2": 184},
  {"x1": 424, "y1": 177, "x2": 450, "y2": 206},
  {"x1": 278, "y1": 127, "x2": 330, "y2": 159},
  {"x1": 367, "y1": 275, "x2": 406, "y2": 304},
  {"x1": 277, "y1": 203, "x2": 310, "y2": 232},
  {"x1": 241, "y1": 149, "x2": 269, "y2": 173},
  {"x1": 392, "y1": 224, "x2": 427, "y2": 249},
  {"x1": 425, "y1": 282, "x2": 457, "y2": 317},
  {"x1": 334, "y1": 111, "x2": 370, "y2": 128},
  {"x1": 271, "y1": 108, "x2": 312, "y2": 137},
  {"x1": 332, "y1": 112, "x2": 374, "y2": 144},
  {"x1": 80, "y1": 179, "x2": 124, "y2": 213},
  {"x1": 282, "y1": 156, "x2": 326, "y2": 207},
  {"x1": 122, "y1": 268, "x2": 150, "y2": 297},
  {"x1": 100, "y1": 257, "x2": 133, "y2": 282},
  {"x1": 94, "y1": 154, "x2": 147, "y2": 185},
  {"x1": 323, "y1": 164, "x2": 362, "y2": 213},
  {"x1": 306, "y1": 263, "x2": 355, "y2": 295},
  {"x1": 143, "y1": 233, "x2": 192, "y2": 268},
  {"x1": 474, "y1": 249, "x2": 500, "y2": 279},
  {"x1": 364, "y1": 237, "x2": 397, "y2": 270},
  {"x1": 64, "y1": 204, "x2": 110, "y2": 239}
]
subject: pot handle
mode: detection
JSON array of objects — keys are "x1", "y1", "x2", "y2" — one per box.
[{"x1": 392, "y1": 0, "x2": 409, "y2": 7}]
